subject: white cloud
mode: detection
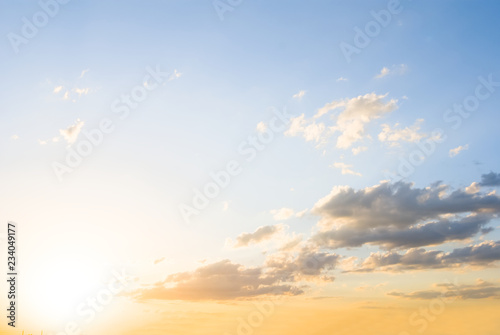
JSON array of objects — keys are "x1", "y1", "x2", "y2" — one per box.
[
  {"x1": 375, "y1": 64, "x2": 408, "y2": 79},
  {"x1": 169, "y1": 69, "x2": 182, "y2": 81},
  {"x1": 271, "y1": 208, "x2": 295, "y2": 221},
  {"x1": 336, "y1": 77, "x2": 348, "y2": 82},
  {"x1": 222, "y1": 201, "x2": 229, "y2": 211},
  {"x1": 256, "y1": 121, "x2": 267, "y2": 133},
  {"x1": 233, "y1": 224, "x2": 284, "y2": 247},
  {"x1": 59, "y1": 119, "x2": 85, "y2": 145},
  {"x1": 333, "y1": 93, "x2": 398, "y2": 149},
  {"x1": 292, "y1": 90, "x2": 306, "y2": 100},
  {"x1": 311, "y1": 179, "x2": 500, "y2": 250},
  {"x1": 378, "y1": 119, "x2": 426, "y2": 146},
  {"x1": 286, "y1": 93, "x2": 397, "y2": 149},
  {"x1": 73, "y1": 87, "x2": 90, "y2": 97},
  {"x1": 10, "y1": 135, "x2": 19, "y2": 140},
  {"x1": 449, "y1": 144, "x2": 469, "y2": 157},
  {"x1": 375, "y1": 67, "x2": 391, "y2": 79},
  {"x1": 331, "y1": 162, "x2": 362, "y2": 177},
  {"x1": 285, "y1": 114, "x2": 327, "y2": 144},
  {"x1": 154, "y1": 257, "x2": 165, "y2": 265},
  {"x1": 79, "y1": 69, "x2": 90, "y2": 78},
  {"x1": 38, "y1": 139, "x2": 47, "y2": 145},
  {"x1": 53, "y1": 86, "x2": 63, "y2": 94}
]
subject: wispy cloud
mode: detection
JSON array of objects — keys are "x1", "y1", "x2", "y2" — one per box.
[
  {"x1": 292, "y1": 90, "x2": 306, "y2": 100},
  {"x1": 378, "y1": 119, "x2": 426, "y2": 146},
  {"x1": 375, "y1": 64, "x2": 408, "y2": 79},
  {"x1": 59, "y1": 119, "x2": 85, "y2": 145},
  {"x1": 348, "y1": 240, "x2": 500, "y2": 272},
  {"x1": 169, "y1": 69, "x2": 182, "y2": 81},
  {"x1": 232, "y1": 224, "x2": 284, "y2": 247},
  {"x1": 79, "y1": 69, "x2": 89, "y2": 78},
  {"x1": 271, "y1": 208, "x2": 295, "y2": 221},
  {"x1": 449, "y1": 144, "x2": 469, "y2": 157},
  {"x1": 311, "y1": 179, "x2": 500, "y2": 250},
  {"x1": 154, "y1": 257, "x2": 165, "y2": 265},
  {"x1": 331, "y1": 162, "x2": 362, "y2": 177},
  {"x1": 388, "y1": 279, "x2": 500, "y2": 300}
]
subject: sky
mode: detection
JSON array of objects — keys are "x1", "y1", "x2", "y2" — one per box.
[{"x1": 1, "y1": 0, "x2": 500, "y2": 334}]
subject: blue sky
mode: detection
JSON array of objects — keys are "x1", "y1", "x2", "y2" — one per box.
[{"x1": 1, "y1": 1, "x2": 500, "y2": 334}]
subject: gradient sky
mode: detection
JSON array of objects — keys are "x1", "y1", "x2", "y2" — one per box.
[{"x1": 1, "y1": 1, "x2": 500, "y2": 335}]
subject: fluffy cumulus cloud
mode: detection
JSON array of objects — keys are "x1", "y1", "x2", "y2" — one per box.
[
  {"x1": 347, "y1": 240, "x2": 500, "y2": 272},
  {"x1": 310, "y1": 180, "x2": 500, "y2": 250},
  {"x1": 330, "y1": 93, "x2": 398, "y2": 149},
  {"x1": 128, "y1": 260, "x2": 303, "y2": 301},
  {"x1": 449, "y1": 144, "x2": 469, "y2": 157},
  {"x1": 128, "y1": 246, "x2": 341, "y2": 302},
  {"x1": 285, "y1": 93, "x2": 398, "y2": 149},
  {"x1": 285, "y1": 114, "x2": 326, "y2": 144},
  {"x1": 351, "y1": 146, "x2": 367, "y2": 155},
  {"x1": 314, "y1": 215, "x2": 492, "y2": 250},
  {"x1": 388, "y1": 279, "x2": 500, "y2": 300},
  {"x1": 265, "y1": 246, "x2": 340, "y2": 282},
  {"x1": 154, "y1": 257, "x2": 165, "y2": 265}
]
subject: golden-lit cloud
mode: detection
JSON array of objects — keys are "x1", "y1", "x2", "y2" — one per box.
[
  {"x1": 388, "y1": 279, "x2": 500, "y2": 300},
  {"x1": 292, "y1": 90, "x2": 306, "y2": 100},
  {"x1": 286, "y1": 93, "x2": 398, "y2": 149},
  {"x1": 449, "y1": 144, "x2": 469, "y2": 157},
  {"x1": 59, "y1": 119, "x2": 85, "y2": 145},
  {"x1": 127, "y1": 260, "x2": 303, "y2": 301},
  {"x1": 232, "y1": 224, "x2": 284, "y2": 248}
]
